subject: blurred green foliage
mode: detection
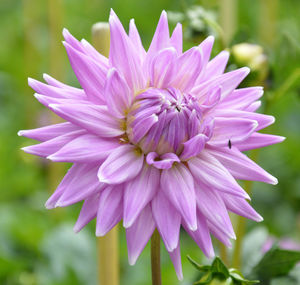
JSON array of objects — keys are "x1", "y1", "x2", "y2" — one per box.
[{"x1": 1, "y1": 0, "x2": 300, "y2": 284}]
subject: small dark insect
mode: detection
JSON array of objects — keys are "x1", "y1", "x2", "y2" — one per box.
[{"x1": 228, "y1": 139, "x2": 232, "y2": 149}]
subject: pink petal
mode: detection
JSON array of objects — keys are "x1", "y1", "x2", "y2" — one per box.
[
  {"x1": 96, "y1": 185, "x2": 123, "y2": 236},
  {"x1": 180, "y1": 134, "x2": 207, "y2": 160},
  {"x1": 217, "y1": 87, "x2": 264, "y2": 111},
  {"x1": 63, "y1": 42, "x2": 107, "y2": 104},
  {"x1": 28, "y1": 77, "x2": 85, "y2": 100},
  {"x1": 56, "y1": 164, "x2": 105, "y2": 207},
  {"x1": 197, "y1": 36, "x2": 214, "y2": 79},
  {"x1": 49, "y1": 103, "x2": 124, "y2": 138},
  {"x1": 109, "y1": 10, "x2": 146, "y2": 92},
  {"x1": 193, "y1": 67, "x2": 250, "y2": 101},
  {"x1": 235, "y1": 132, "x2": 285, "y2": 151},
  {"x1": 123, "y1": 165, "x2": 159, "y2": 227},
  {"x1": 212, "y1": 109, "x2": 275, "y2": 131},
  {"x1": 126, "y1": 205, "x2": 155, "y2": 265},
  {"x1": 129, "y1": 19, "x2": 146, "y2": 61},
  {"x1": 183, "y1": 211, "x2": 215, "y2": 258},
  {"x1": 207, "y1": 221, "x2": 232, "y2": 248},
  {"x1": 146, "y1": 152, "x2": 180, "y2": 170},
  {"x1": 168, "y1": 243, "x2": 183, "y2": 280},
  {"x1": 206, "y1": 146, "x2": 278, "y2": 185},
  {"x1": 188, "y1": 152, "x2": 250, "y2": 199},
  {"x1": 150, "y1": 47, "x2": 177, "y2": 88},
  {"x1": 152, "y1": 191, "x2": 181, "y2": 252},
  {"x1": 98, "y1": 145, "x2": 144, "y2": 184},
  {"x1": 21, "y1": 130, "x2": 85, "y2": 158},
  {"x1": 161, "y1": 163, "x2": 197, "y2": 231},
  {"x1": 171, "y1": 46, "x2": 202, "y2": 92},
  {"x1": 18, "y1": 122, "x2": 80, "y2": 142},
  {"x1": 73, "y1": 194, "x2": 100, "y2": 233},
  {"x1": 194, "y1": 181, "x2": 236, "y2": 239},
  {"x1": 170, "y1": 23, "x2": 182, "y2": 54},
  {"x1": 210, "y1": 117, "x2": 258, "y2": 147},
  {"x1": 48, "y1": 134, "x2": 119, "y2": 163},
  {"x1": 199, "y1": 50, "x2": 230, "y2": 83},
  {"x1": 105, "y1": 68, "x2": 133, "y2": 118},
  {"x1": 221, "y1": 193, "x2": 263, "y2": 222}
]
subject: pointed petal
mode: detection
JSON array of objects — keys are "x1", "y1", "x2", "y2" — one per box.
[
  {"x1": 98, "y1": 145, "x2": 144, "y2": 184},
  {"x1": 150, "y1": 47, "x2": 177, "y2": 88},
  {"x1": 197, "y1": 36, "x2": 214, "y2": 78},
  {"x1": 161, "y1": 163, "x2": 197, "y2": 231},
  {"x1": 126, "y1": 205, "x2": 155, "y2": 265},
  {"x1": 193, "y1": 67, "x2": 250, "y2": 101},
  {"x1": 105, "y1": 68, "x2": 132, "y2": 118},
  {"x1": 123, "y1": 165, "x2": 159, "y2": 227},
  {"x1": 21, "y1": 130, "x2": 85, "y2": 158},
  {"x1": 210, "y1": 117, "x2": 258, "y2": 147},
  {"x1": 222, "y1": 193, "x2": 263, "y2": 222},
  {"x1": 49, "y1": 103, "x2": 124, "y2": 138},
  {"x1": 56, "y1": 164, "x2": 104, "y2": 207},
  {"x1": 63, "y1": 42, "x2": 106, "y2": 104},
  {"x1": 170, "y1": 23, "x2": 182, "y2": 54},
  {"x1": 45, "y1": 163, "x2": 83, "y2": 209},
  {"x1": 73, "y1": 194, "x2": 100, "y2": 233},
  {"x1": 207, "y1": 221, "x2": 232, "y2": 248},
  {"x1": 171, "y1": 46, "x2": 202, "y2": 92},
  {"x1": 194, "y1": 181, "x2": 236, "y2": 239},
  {"x1": 183, "y1": 211, "x2": 215, "y2": 258},
  {"x1": 206, "y1": 146, "x2": 278, "y2": 185},
  {"x1": 129, "y1": 19, "x2": 146, "y2": 61},
  {"x1": 188, "y1": 152, "x2": 249, "y2": 199},
  {"x1": 235, "y1": 132, "x2": 285, "y2": 151},
  {"x1": 200, "y1": 51, "x2": 229, "y2": 83},
  {"x1": 213, "y1": 110, "x2": 275, "y2": 131},
  {"x1": 109, "y1": 10, "x2": 146, "y2": 92},
  {"x1": 180, "y1": 134, "x2": 207, "y2": 160},
  {"x1": 28, "y1": 77, "x2": 85, "y2": 100},
  {"x1": 48, "y1": 134, "x2": 119, "y2": 163},
  {"x1": 18, "y1": 122, "x2": 80, "y2": 142},
  {"x1": 217, "y1": 87, "x2": 264, "y2": 111},
  {"x1": 147, "y1": 10, "x2": 170, "y2": 55},
  {"x1": 152, "y1": 191, "x2": 181, "y2": 252},
  {"x1": 96, "y1": 185, "x2": 123, "y2": 236},
  {"x1": 168, "y1": 243, "x2": 183, "y2": 280}
]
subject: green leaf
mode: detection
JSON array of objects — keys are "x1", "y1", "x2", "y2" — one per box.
[
  {"x1": 194, "y1": 272, "x2": 213, "y2": 285},
  {"x1": 251, "y1": 247, "x2": 300, "y2": 281},
  {"x1": 211, "y1": 257, "x2": 230, "y2": 278},
  {"x1": 229, "y1": 269, "x2": 259, "y2": 284},
  {"x1": 187, "y1": 255, "x2": 211, "y2": 272}
]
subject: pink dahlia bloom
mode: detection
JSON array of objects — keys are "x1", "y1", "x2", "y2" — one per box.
[{"x1": 19, "y1": 10, "x2": 284, "y2": 279}]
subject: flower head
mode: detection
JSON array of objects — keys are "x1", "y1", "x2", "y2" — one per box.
[{"x1": 19, "y1": 10, "x2": 284, "y2": 280}]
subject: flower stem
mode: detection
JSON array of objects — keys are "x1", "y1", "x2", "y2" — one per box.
[
  {"x1": 151, "y1": 229, "x2": 162, "y2": 285},
  {"x1": 232, "y1": 150, "x2": 259, "y2": 269},
  {"x1": 92, "y1": 23, "x2": 119, "y2": 285}
]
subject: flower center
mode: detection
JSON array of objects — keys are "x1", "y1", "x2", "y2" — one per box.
[{"x1": 126, "y1": 88, "x2": 204, "y2": 156}]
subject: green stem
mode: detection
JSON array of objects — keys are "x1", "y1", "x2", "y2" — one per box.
[
  {"x1": 232, "y1": 150, "x2": 259, "y2": 269},
  {"x1": 151, "y1": 230, "x2": 162, "y2": 285}
]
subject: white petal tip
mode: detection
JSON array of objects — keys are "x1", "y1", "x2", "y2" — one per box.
[
  {"x1": 123, "y1": 220, "x2": 133, "y2": 229},
  {"x1": 188, "y1": 224, "x2": 198, "y2": 232},
  {"x1": 18, "y1": 131, "x2": 24, "y2": 137},
  {"x1": 128, "y1": 256, "x2": 137, "y2": 266},
  {"x1": 271, "y1": 177, "x2": 278, "y2": 185}
]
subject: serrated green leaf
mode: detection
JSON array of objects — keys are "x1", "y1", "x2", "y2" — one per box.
[
  {"x1": 211, "y1": 257, "x2": 230, "y2": 278},
  {"x1": 251, "y1": 247, "x2": 300, "y2": 280}
]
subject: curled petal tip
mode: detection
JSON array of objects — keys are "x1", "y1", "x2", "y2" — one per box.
[
  {"x1": 128, "y1": 255, "x2": 137, "y2": 266},
  {"x1": 17, "y1": 130, "x2": 24, "y2": 137}
]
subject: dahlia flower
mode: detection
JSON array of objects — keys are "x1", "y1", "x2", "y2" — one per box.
[{"x1": 19, "y1": 10, "x2": 284, "y2": 279}]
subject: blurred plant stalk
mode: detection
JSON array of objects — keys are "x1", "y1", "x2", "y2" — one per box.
[
  {"x1": 48, "y1": 0, "x2": 66, "y2": 198},
  {"x1": 92, "y1": 22, "x2": 119, "y2": 285},
  {"x1": 151, "y1": 229, "x2": 162, "y2": 285},
  {"x1": 220, "y1": 0, "x2": 237, "y2": 46}
]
